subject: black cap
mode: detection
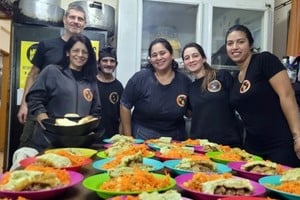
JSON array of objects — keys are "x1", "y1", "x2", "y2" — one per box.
[{"x1": 98, "y1": 46, "x2": 117, "y2": 61}]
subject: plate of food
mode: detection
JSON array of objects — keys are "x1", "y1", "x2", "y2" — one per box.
[
  {"x1": 0, "y1": 166, "x2": 83, "y2": 200},
  {"x1": 147, "y1": 142, "x2": 183, "y2": 151},
  {"x1": 107, "y1": 190, "x2": 192, "y2": 200},
  {"x1": 97, "y1": 144, "x2": 154, "y2": 159},
  {"x1": 163, "y1": 159, "x2": 231, "y2": 175},
  {"x1": 103, "y1": 134, "x2": 144, "y2": 144},
  {"x1": 44, "y1": 147, "x2": 97, "y2": 158},
  {"x1": 258, "y1": 168, "x2": 300, "y2": 200},
  {"x1": 176, "y1": 172, "x2": 266, "y2": 200},
  {"x1": 206, "y1": 151, "x2": 262, "y2": 164},
  {"x1": 154, "y1": 146, "x2": 202, "y2": 161},
  {"x1": 220, "y1": 197, "x2": 271, "y2": 200},
  {"x1": 92, "y1": 157, "x2": 164, "y2": 172},
  {"x1": 146, "y1": 137, "x2": 182, "y2": 151},
  {"x1": 82, "y1": 169, "x2": 176, "y2": 199},
  {"x1": 19, "y1": 153, "x2": 92, "y2": 171},
  {"x1": 228, "y1": 161, "x2": 290, "y2": 181}
]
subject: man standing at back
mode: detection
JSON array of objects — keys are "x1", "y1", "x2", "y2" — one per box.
[
  {"x1": 97, "y1": 47, "x2": 124, "y2": 139},
  {"x1": 17, "y1": 4, "x2": 87, "y2": 147}
]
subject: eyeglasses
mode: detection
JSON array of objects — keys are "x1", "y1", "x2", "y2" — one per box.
[{"x1": 71, "y1": 49, "x2": 88, "y2": 55}]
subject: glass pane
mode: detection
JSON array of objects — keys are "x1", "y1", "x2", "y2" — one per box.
[
  {"x1": 211, "y1": 7, "x2": 264, "y2": 68},
  {"x1": 142, "y1": 0, "x2": 198, "y2": 68}
]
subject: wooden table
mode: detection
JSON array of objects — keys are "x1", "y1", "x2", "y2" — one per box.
[{"x1": 60, "y1": 164, "x2": 100, "y2": 200}]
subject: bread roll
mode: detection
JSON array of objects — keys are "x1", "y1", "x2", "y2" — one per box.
[
  {"x1": 78, "y1": 115, "x2": 97, "y2": 125},
  {"x1": 36, "y1": 153, "x2": 72, "y2": 168},
  {"x1": 55, "y1": 118, "x2": 78, "y2": 126},
  {"x1": 64, "y1": 113, "x2": 80, "y2": 118}
]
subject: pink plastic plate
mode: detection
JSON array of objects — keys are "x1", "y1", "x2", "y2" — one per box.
[
  {"x1": 108, "y1": 195, "x2": 193, "y2": 200},
  {"x1": 0, "y1": 170, "x2": 83, "y2": 200},
  {"x1": 175, "y1": 173, "x2": 266, "y2": 200},
  {"x1": 227, "y1": 161, "x2": 290, "y2": 181},
  {"x1": 194, "y1": 145, "x2": 207, "y2": 154},
  {"x1": 19, "y1": 156, "x2": 92, "y2": 171}
]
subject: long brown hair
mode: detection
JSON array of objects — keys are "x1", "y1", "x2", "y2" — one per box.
[{"x1": 182, "y1": 42, "x2": 216, "y2": 91}]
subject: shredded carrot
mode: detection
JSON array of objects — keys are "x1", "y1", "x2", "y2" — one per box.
[
  {"x1": 49, "y1": 150, "x2": 87, "y2": 165},
  {"x1": 159, "y1": 147, "x2": 196, "y2": 159},
  {"x1": 106, "y1": 144, "x2": 153, "y2": 158},
  {"x1": 0, "y1": 172, "x2": 11, "y2": 185},
  {"x1": 24, "y1": 165, "x2": 70, "y2": 185},
  {"x1": 218, "y1": 152, "x2": 242, "y2": 161},
  {"x1": 217, "y1": 148, "x2": 255, "y2": 161},
  {"x1": 182, "y1": 139, "x2": 201, "y2": 146},
  {"x1": 271, "y1": 181, "x2": 300, "y2": 195},
  {"x1": 220, "y1": 145, "x2": 231, "y2": 152},
  {"x1": 100, "y1": 168, "x2": 171, "y2": 192},
  {"x1": 183, "y1": 172, "x2": 232, "y2": 191}
]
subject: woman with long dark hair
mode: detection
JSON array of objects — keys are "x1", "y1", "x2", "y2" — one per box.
[
  {"x1": 26, "y1": 34, "x2": 102, "y2": 151},
  {"x1": 182, "y1": 42, "x2": 242, "y2": 147},
  {"x1": 226, "y1": 24, "x2": 300, "y2": 167}
]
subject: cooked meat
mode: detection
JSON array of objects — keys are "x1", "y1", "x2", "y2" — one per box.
[
  {"x1": 0, "y1": 170, "x2": 61, "y2": 191},
  {"x1": 241, "y1": 161, "x2": 278, "y2": 175},
  {"x1": 175, "y1": 158, "x2": 216, "y2": 173},
  {"x1": 202, "y1": 178, "x2": 253, "y2": 196}
]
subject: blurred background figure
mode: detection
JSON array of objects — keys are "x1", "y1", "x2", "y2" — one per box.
[{"x1": 97, "y1": 46, "x2": 123, "y2": 139}]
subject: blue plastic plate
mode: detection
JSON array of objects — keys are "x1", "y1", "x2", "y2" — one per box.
[
  {"x1": 163, "y1": 159, "x2": 231, "y2": 175},
  {"x1": 92, "y1": 157, "x2": 164, "y2": 172}
]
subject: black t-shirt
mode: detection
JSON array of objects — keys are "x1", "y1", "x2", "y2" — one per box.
[
  {"x1": 97, "y1": 79, "x2": 124, "y2": 139},
  {"x1": 121, "y1": 68, "x2": 191, "y2": 133},
  {"x1": 230, "y1": 52, "x2": 292, "y2": 151},
  {"x1": 188, "y1": 69, "x2": 242, "y2": 146},
  {"x1": 31, "y1": 37, "x2": 66, "y2": 70}
]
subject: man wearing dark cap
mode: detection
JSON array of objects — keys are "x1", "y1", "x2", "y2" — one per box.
[{"x1": 97, "y1": 46, "x2": 124, "y2": 139}]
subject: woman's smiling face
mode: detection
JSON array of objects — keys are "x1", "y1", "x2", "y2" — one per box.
[
  {"x1": 183, "y1": 46, "x2": 206, "y2": 75},
  {"x1": 149, "y1": 43, "x2": 173, "y2": 72},
  {"x1": 67, "y1": 41, "x2": 88, "y2": 71},
  {"x1": 226, "y1": 30, "x2": 252, "y2": 66}
]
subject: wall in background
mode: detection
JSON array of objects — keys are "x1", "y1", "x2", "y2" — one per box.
[
  {"x1": 60, "y1": 0, "x2": 117, "y2": 9},
  {"x1": 273, "y1": 0, "x2": 292, "y2": 59},
  {"x1": 0, "y1": 19, "x2": 11, "y2": 53}
]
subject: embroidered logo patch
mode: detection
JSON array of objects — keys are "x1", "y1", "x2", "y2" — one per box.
[
  {"x1": 207, "y1": 80, "x2": 222, "y2": 92},
  {"x1": 240, "y1": 80, "x2": 251, "y2": 93},
  {"x1": 83, "y1": 88, "x2": 93, "y2": 102},
  {"x1": 109, "y1": 92, "x2": 119, "y2": 104},
  {"x1": 176, "y1": 94, "x2": 187, "y2": 107}
]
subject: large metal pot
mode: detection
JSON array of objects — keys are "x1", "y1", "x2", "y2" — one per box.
[
  {"x1": 13, "y1": 0, "x2": 64, "y2": 26},
  {"x1": 70, "y1": 1, "x2": 115, "y2": 35}
]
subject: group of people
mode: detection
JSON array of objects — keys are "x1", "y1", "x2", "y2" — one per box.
[
  {"x1": 17, "y1": 4, "x2": 123, "y2": 151},
  {"x1": 15, "y1": 4, "x2": 300, "y2": 167}
]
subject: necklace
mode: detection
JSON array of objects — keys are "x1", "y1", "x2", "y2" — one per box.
[{"x1": 154, "y1": 71, "x2": 175, "y2": 85}]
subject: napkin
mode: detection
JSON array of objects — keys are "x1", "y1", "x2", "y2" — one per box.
[{"x1": 10, "y1": 147, "x2": 39, "y2": 171}]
